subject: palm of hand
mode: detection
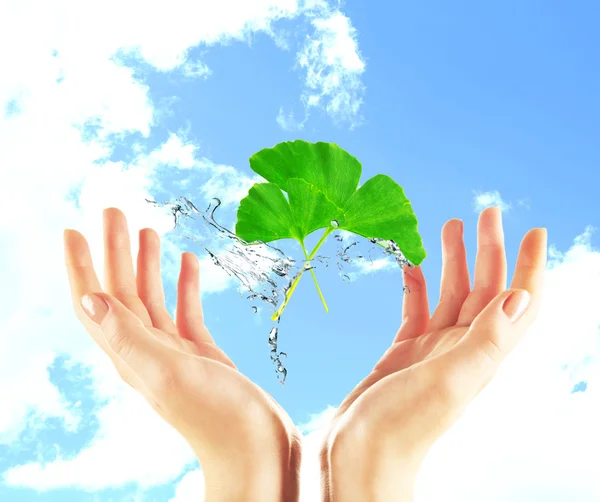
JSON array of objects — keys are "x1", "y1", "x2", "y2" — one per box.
[
  {"x1": 324, "y1": 207, "x2": 547, "y2": 463},
  {"x1": 64, "y1": 208, "x2": 299, "y2": 460},
  {"x1": 142, "y1": 324, "x2": 295, "y2": 445}
]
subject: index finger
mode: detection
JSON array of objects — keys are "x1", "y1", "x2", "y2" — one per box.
[
  {"x1": 64, "y1": 228, "x2": 140, "y2": 388},
  {"x1": 64, "y1": 229, "x2": 104, "y2": 316}
]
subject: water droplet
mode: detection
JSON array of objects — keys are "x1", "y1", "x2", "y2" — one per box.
[
  {"x1": 403, "y1": 285, "x2": 411, "y2": 294},
  {"x1": 251, "y1": 306, "x2": 258, "y2": 313},
  {"x1": 273, "y1": 266, "x2": 287, "y2": 277},
  {"x1": 267, "y1": 326, "x2": 288, "y2": 382},
  {"x1": 330, "y1": 220, "x2": 339, "y2": 228},
  {"x1": 277, "y1": 366, "x2": 287, "y2": 386},
  {"x1": 268, "y1": 327, "x2": 278, "y2": 343}
]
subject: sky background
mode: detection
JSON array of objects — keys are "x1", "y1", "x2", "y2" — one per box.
[{"x1": 1, "y1": 0, "x2": 599, "y2": 500}]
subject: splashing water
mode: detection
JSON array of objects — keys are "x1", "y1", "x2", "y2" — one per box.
[
  {"x1": 145, "y1": 196, "x2": 414, "y2": 386},
  {"x1": 268, "y1": 325, "x2": 288, "y2": 385}
]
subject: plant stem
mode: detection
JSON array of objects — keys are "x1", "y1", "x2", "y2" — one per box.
[
  {"x1": 271, "y1": 227, "x2": 334, "y2": 321},
  {"x1": 302, "y1": 241, "x2": 329, "y2": 313}
]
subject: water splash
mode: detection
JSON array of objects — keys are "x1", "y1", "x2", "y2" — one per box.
[
  {"x1": 268, "y1": 324, "x2": 288, "y2": 385},
  {"x1": 145, "y1": 196, "x2": 414, "y2": 384}
]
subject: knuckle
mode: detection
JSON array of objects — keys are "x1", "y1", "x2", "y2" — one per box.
[{"x1": 108, "y1": 328, "x2": 134, "y2": 361}]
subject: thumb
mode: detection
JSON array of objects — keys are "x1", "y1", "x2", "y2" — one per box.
[
  {"x1": 435, "y1": 289, "x2": 532, "y2": 408},
  {"x1": 466, "y1": 288, "x2": 532, "y2": 361},
  {"x1": 80, "y1": 292, "x2": 174, "y2": 392}
]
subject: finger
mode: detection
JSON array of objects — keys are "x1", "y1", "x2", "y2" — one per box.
[
  {"x1": 136, "y1": 228, "x2": 178, "y2": 335},
  {"x1": 508, "y1": 227, "x2": 548, "y2": 323},
  {"x1": 176, "y1": 252, "x2": 216, "y2": 345},
  {"x1": 85, "y1": 292, "x2": 190, "y2": 406},
  {"x1": 64, "y1": 229, "x2": 104, "y2": 315},
  {"x1": 393, "y1": 265, "x2": 430, "y2": 342},
  {"x1": 428, "y1": 218, "x2": 471, "y2": 332},
  {"x1": 435, "y1": 228, "x2": 547, "y2": 409},
  {"x1": 64, "y1": 229, "x2": 137, "y2": 387},
  {"x1": 456, "y1": 206, "x2": 507, "y2": 326},
  {"x1": 103, "y1": 208, "x2": 153, "y2": 326}
]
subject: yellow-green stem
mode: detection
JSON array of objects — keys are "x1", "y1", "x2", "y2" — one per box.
[
  {"x1": 271, "y1": 227, "x2": 334, "y2": 321},
  {"x1": 302, "y1": 242, "x2": 329, "y2": 313}
]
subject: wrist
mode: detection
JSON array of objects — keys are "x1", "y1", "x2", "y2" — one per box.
[
  {"x1": 326, "y1": 421, "x2": 420, "y2": 502},
  {"x1": 197, "y1": 430, "x2": 302, "y2": 502}
]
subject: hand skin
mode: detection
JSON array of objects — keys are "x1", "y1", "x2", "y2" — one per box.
[
  {"x1": 319, "y1": 206, "x2": 548, "y2": 501},
  {"x1": 64, "y1": 208, "x2": 301, "y2": 502}
]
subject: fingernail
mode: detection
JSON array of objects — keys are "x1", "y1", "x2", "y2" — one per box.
[
  {"x1": 502, "y1": 290, "x2": 531, "y2": 323},
  {"x1": 80, "y1": 293, "x2": 109, "y2": 325}
]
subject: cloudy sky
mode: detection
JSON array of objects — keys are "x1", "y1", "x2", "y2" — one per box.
[{"x1": 1, "y1": 1, "x2": 599, "y2": 500}]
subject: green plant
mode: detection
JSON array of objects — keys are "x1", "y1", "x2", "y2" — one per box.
[{"x1": 235, "y1": 140, "x2": 426, "y2": 321}]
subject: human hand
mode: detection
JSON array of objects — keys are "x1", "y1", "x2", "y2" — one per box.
[
  {"x1": 320, "y1": 207, "x2": 547, "y2": 501},
  {"x1": 64, "y1": 208, "x2": 301, "y2": 502}
]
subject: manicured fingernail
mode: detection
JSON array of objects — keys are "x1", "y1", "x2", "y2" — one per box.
[
  {"x1": 80, "y1": 293, "x2": 109, "y2": 325},
  {"x1": 502, "y1": 290, "x2": 530, "y2": 323}
]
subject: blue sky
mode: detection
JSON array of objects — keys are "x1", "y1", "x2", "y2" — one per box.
[{"x1": 1, "y1": 1, "x2": 599, "y2": 501}]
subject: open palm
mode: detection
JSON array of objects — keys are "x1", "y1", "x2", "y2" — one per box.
[
  {"x1": 64, "y1": 208, "x2": 301, "y2": 486},
  {"x1": 322, "y1": 207, "x2": 547, "y2": 474}
]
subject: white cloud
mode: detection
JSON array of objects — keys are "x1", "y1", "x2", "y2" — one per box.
[
  {"x1": 196, "y1": 160, "x2": 262, "y2": 208},
  {"x1": 276, "y1": 106, "x2": 306, "y2": 131},
  {"x1": 3, "y1": 383, "x2": 198, "y2": 491},
  {"x1": 297, "y1": 10, "x2": 366, "y2": 127},
  {"x1": 145, "y1": 133, "x2": 201, "y2": 169},
  {"x1": 517, "y1": 197, "x2": 532, "y2": 210},
  {"x1": 472, "y1": 189, "x2": 512, "y2": 213},
  {"x1": 353, "y1": 257, "x2": 397, "y2": 274},
  {"x1": 168, "y1": 469, "x2": 206, "y2": 502},
  {"x1": 180, "y1": 61, "x2": 213, "y2": 80}
]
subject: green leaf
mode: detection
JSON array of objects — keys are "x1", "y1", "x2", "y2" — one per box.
[
  {"x1": 235, "y1": 140, "x2": 427, "y2": 320},
  {"x1": 235, "y1": 183, "x2": 299, "y2": 242},
  {"x1": 341, "y1": 174, "x2": 426, "y2": 265},
  {"x1": 249, "y1": 140, "x2": 361, "y2": 209},
  {"x1": 236, "y1": 178, "x2": 343, "y2": 245},
  {"x1": 287, "y1": 177, "x2": 344, "y2": 241}
]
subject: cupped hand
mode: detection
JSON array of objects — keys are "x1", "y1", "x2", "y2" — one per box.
[
  {"x1": 320, "y1": 206, "x2": 547, "y2": 498},
  {"x1": 64, "y1": 208, "x2": 301, "y2": 499}
]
